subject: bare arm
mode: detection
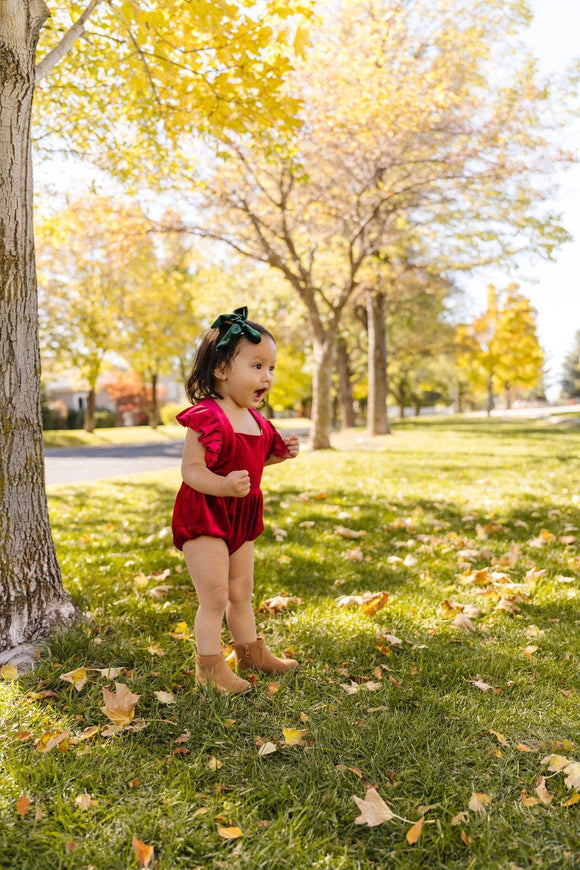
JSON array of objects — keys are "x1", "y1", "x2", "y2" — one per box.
[
  {"x1": 264, "y1": 434, "x2": 300, "y2": 467},
  {"x1": 181, "y1": 430, "x2": 250, "y2": 497}
]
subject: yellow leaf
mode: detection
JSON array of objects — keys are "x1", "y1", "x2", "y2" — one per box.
[
  {"x1": 561, "y1": 793, "x2": 580, "y2": 807},
  {"x1": 282, "y1": 728, "x2": 308, "y2": 746},
  {"x1": 217, "y1": 826, "x2": 242, "y2": 840},
  {"x1": 100, "y1": 683, "x2": 141, "y2": 726},
  {"x1": 16, "y1": 795, "x2": 30, "y2": 816},
  {"x1": 516, "y1": 743, "x2": 534, "y2": 753},
  {"x1": 77, "y1": 726, "x2": 99, "y2": 741},
  {"x1": 353, "y1": 788, "x2": 397, "y2": 827},
  {"x1": 207, "y1": 756, "x2": 222, "y2": 770},
  {"x1": 489, "y1": 729, "x2": 507, "y2": 745},
  {"x1": 1, "y1": 665, "x2": 18, "y2": 680},
  {"x1": 74, "y1": 793, "x2": 97, "y2": 810},
  {"x1": 169, "y1": 621, "x2": 192, "y2": 638},
  {"x1": 36, "y1": 729, "x2": 71, "y2": 753},
  {"x1": 406, "y1": 817, "x2": 425, "y2": 844},
  {"x1": 521, "y1": 789, "x2": 540, "y2": 807},
  {"x1": 541, "y1": 754, "x2": 570, "y2": 772},
  {"x1": 60, "y1": 667, "x2": 88, "y2": 691},
  {"x1": 132, "y1": 836, "x2": 154, "y2": 868},
  {"x1": 258, "y1": 741, "x2": 278, "y2": 756},
  {"x1": 147, "y1": 643, "x2": 166, "y2": 656},
  {"x1": 360, "y1": 591, "x2": 389, "y2": 616}
]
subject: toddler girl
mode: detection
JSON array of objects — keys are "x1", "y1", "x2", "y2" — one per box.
[{"x1": 172, "y1": 307, "x2": 300, "y2": 694}]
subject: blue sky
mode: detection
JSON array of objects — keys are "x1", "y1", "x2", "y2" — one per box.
[{"x1": 465, "y1": 0, "x2": 580, "y2": 396}]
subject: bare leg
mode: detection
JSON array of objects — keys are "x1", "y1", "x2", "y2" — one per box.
[
  {"x1": 183, "y1": 536, "x2": 229, "y2": 656},
  {"x1": 226, "y1": 541, "x2": 258, "y2": 645}
]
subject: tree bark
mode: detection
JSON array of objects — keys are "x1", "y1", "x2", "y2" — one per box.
[
  {"x1": 487, "y1": 375, "x2": 494, "y2": 416},
  {"x1": 366, "y1": 289, "x2": 390, "y2": 435},
  {"x1": 336, "y1": 336, "x2": 356, "y2": 429},
  {"x1": 310, "y1": 334, "x2": 335, "y2": 449},
  {"x1": 0, "y1": 1, "x2": 77, "y2": 655},
  {"x1": 85, "y1": 387, "x2": 96, "y2": 433}
]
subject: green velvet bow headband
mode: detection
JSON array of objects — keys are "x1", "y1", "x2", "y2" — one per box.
[{"x1": 211, "y1": 307, "x2": 262, "y2": 351}]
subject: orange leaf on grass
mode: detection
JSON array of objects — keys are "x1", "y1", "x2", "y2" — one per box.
[
  {"x1": 16, "y1": 795, "x2": 30, "y2": 817},
  {"x1": 217, "y1": 826, "x2": 243, "y2": 840},
  {"x1": 406, "y1": 817, "x2": 425, "y2": 845},
  {"x1": 60, "y1": 667, "x2": 88, "y2": 691},
  {"x1": 360, "y1": 592, "x2": 389, "y2": 616},
  {"x1": 132, "y1": 836, "x2": 154, "y2": 868}
]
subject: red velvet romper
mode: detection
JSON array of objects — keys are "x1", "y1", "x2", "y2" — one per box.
[{"x1": 172, "y1": 398, "x2": 288, "y2": 554}]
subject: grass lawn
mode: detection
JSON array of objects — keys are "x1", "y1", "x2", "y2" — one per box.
[{"x1": 2, "y1": 417, "x2": 580, "y2": 869}]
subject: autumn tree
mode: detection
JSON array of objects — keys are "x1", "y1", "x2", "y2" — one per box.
[
  {"x1": 36, "y1": 196, "x2": 151, "y2": 431},
  {"x1": 0, "y1": 0, "x2": 311, "y2": 657},
  {"x1": 180, "y1": 0, "x2": 574, "y2": 448},
  {"x1": 456, "y1": 284, "x2": 543, "y2": 413}
]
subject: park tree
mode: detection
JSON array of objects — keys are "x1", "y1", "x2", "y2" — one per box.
[
  {"x1": 455, "y1": 284, "x2": 543, "y2": 413},
  {"x1": 561, "y1": 330, "x2": 580, "y2": 399},
  {"x1": 0, "y1": 0, "x2": 311, "y2": 658},
  {"x1": 36, "y1": 196, "x2": 150, "y2": 432},
  {"x1": 181, "y1": 0, "x2": 575, "y2": 448}
]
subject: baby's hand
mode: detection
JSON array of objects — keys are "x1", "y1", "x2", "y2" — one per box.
[
  {"x1": 222, "y1": 469, "x2": 251, "y2": 497},
  {"x1": 284, "y1": 434, "x2": 300, "y2": 459}
]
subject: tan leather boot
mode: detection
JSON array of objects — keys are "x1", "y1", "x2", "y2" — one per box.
[
  {"x1": 195, "y1": 653, "x2": 251, "y2": 695},
  {"x1": 234, "y1": 637, "x2": 298, "y2": 675}
]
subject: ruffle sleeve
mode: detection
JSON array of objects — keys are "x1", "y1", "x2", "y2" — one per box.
[
  {"x1": 262, "y1": 418, "x2": 289, "y2": 459},
  {"x1": 175, "y1": 403, "x2": 223, "y2": 469}
]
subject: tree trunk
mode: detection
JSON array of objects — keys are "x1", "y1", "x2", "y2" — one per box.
[
  {"x1": 0, "y1": 1, "x2": 77, "y2": 656},
  {"x1": 505, "y1": 383, "x2": 512, "y2": 410},
  {"x1": 84, "y1": 387, "x2": 96, "y2": 433},
  {"x1": 310, "y1": 334, "x2": 335, "y2": 449},
  {"x1": 487, "y1": 375, "x2": 494, "y2": 416},
  {"x1": 149, "y1": 372, "x2": 161, "y2": 427},
  {"x1": 336, "y1": 336, "x2": 356, "y2": 429},
  {"x1": 366, "y1": 290, "x2": 390, "y2": 434}
]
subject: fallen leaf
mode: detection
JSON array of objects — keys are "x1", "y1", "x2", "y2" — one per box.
[
  {"x1": 16, "y1": 795, "x2": 30, "y2": 817},
  {"x1": 217, "y1": 826, "x2": 243, "y2": 840},
  {"x1": 76, "y1": 726, "x2": 99, "y2": 742},
  {"x1": 258, "y1": 741, "x2": 278, "y2": 756},
  {"x1": 169, "y1": 621, "x2": 192, "y2": 639},
  {"x1": 36, "y1": 729, "x2": 71, "y2": 753},
  {"x1": 90, "y1": 667, "x2": 124, "y2": 680},
  {"x1": 268, "y1": 682, "x2": 280, "y2": 695},
  {"x1": 471, "y1": 679, "x2": 494, "y2": 692},
  {"x1": 535, "y1": 776, "x2": 553, "y2": 805},
  {"x1": 562, "y1": 793, "x2": 580, "y2": 807},
  {"x1": 282, "y1": 728, "x2": 308, "y2": 746},
  {"x1": 60, "y1": 667, "x2": 88, "y2": 691},
  {"x1": 259, "y1": 595, "x2": 302, "y2": 613},
  {"x1": 468, "y1": 792, "x2": 490, "y2": 813},
  {"x1": 360, "y1": 592, "x2": 389, "y2": 616},
  {"x1": 1, "y1": 665, "x2": 18, "y2": 680},
  {"x1": 564, "y1": 763, "x2": 580, "y2": 790},
  {"x1": 489, "y1": 729, "x2": 507, "y2": 745},
  {"x1": 100, "y1": 683, "x2": 141, "y2": 726},
  {"x1": 520, "y1": 790, "x2": 540, "y2": 807},
  {"x1": 154, "y1": 691, "x2": 176, "y2": 705},
  {"x1": 207, "y1": 756, "x2": 222, "y2": 771},
  {"x1": 516, "y1": 743, "x2": 534, "y2": 753},
  {"x1": 353, "y1": 788, "x2": 396, "y2": 827},
  {"x1": 335, "y1": 526, "x2": 366, "y2": 539},
  {"x1": 132, "y1": 836, "x2": 154, "y2": 868},
  {"x1": 451, "y1": 811, "x2": 469, "y2": 825},
  {"x1": 406, "y1": 817, "x2": 425, "y2": 844},
  {"x1": 541, "y1": 754, "x2": 570, "y2": 772},
  {"x1": 452, "y1": 613, "x2": 476, "y2": 633},
  {"x1": 147, "y1": 643, "x2": 166, "y2": 656},
  {"x1": 74, "y1": 793, "x2": 97, "y2": 810}
]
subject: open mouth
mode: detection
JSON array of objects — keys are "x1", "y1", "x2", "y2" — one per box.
[{"x1": 253, "y1": 389, "x2": 267, "y2": 402}]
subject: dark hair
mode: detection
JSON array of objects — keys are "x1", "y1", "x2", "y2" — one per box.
[{"x1": 185, "y1": 319, "x2": 276, "y2": 403}]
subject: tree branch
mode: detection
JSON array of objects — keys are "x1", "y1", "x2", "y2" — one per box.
[{"x1": 35, "y1": 0, "x2": 102, "y2": 81}]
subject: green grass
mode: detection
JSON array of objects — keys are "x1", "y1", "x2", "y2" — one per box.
[{"x1": 3, "y1": 417, "x2": 580, "y2": 869}]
